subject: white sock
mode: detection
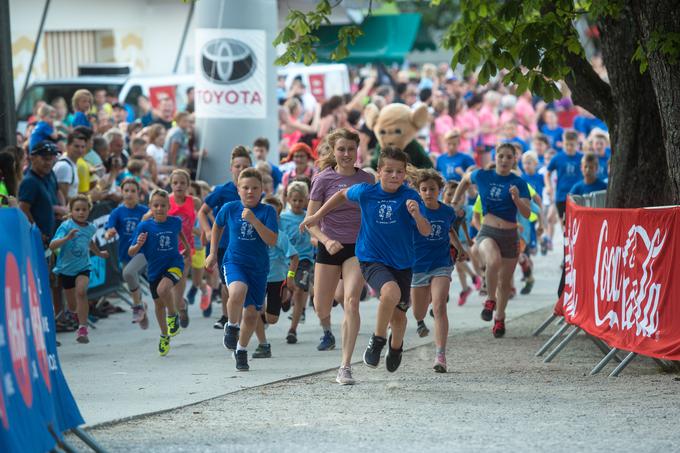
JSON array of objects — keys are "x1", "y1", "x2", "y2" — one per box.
[
  {"x1": 227, "y1": 321, "x2": 239, "y2": 328},
  {"x1": 237, "y1": 343, "x2": 247, "y2": 352}
]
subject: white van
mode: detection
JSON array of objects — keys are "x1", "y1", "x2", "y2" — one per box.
[{"x1": 278, "y1": 63, "x2": 350, "y2": 102}]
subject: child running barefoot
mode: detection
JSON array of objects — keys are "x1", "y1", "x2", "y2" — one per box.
[
  {"x1": 281, "y1": 182, "x2": 315, "y2": 345},
  {"x1": 409, "y1": 170, "x2": 462, "y2": 373},
  {"x1": 252, "y1": 196, "x2": 299, "y2": 359},
  {"x1": 105, "y1": 178, "x2": 149, "y2": 328},
  {"x1": 205, "y1": 168, "x2": 278, "y2": 371},
  {"x1": 302, "y1": 147, "x2": 431, "y2": 372},
  {"x1": 129, "y1": 189, "x2": 191, "y2": 356},
  {"x1": 50, "y1": 195, "x2": 109, "y2": 343}
]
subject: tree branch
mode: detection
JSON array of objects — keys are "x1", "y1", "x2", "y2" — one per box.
[{"x1": 563, "y1": 50, "x2": 614, "y2": 123}]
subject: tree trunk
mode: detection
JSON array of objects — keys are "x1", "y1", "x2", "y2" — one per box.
[
  {"x1": 632, "y1": 0, "x2": 680, "y2": 204},
  {"x1": 597, "y1": 7, "x2": 673, "y2": 208}
]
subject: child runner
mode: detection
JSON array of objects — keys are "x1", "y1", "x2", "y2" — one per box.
[
  {"x1": 453, "y1": 143, "x2": 531, "y2": 337},
  {"x1": 186, "y1": 181, "x2": 212, "y2": 311},
  {"x1": 168, "y1": 169, "x2": 200, "y2": 328},
  {"x1": 129, "y1": 189, "x2": 191, "y2": 356},
  {"x1": 198, "y1": 146, "x2": 252, "y2": 328},
  {"x1": 304, "y1": 128, "x2": 374, "y2": 384},
  {"x1": 410, "y1": 169, "x2": 462, "y2": 373},
  {"x1": 539, "y1": 148, "x2": 558, "y2": 255},
  {"x1": 281, "y1": 181, "x2": 314, "y2": 345},
  {"x1": 281, "y1": 142, "x2": 316, "y2": 206},
  {"x1": 252, "y1": 196, "x2": 299, "y2": 359},
  {"x1": 545, "y1": 130, "x2": 583, "y2": 222},
  {"x1": 50, "y1": 195, "x2": 109, "y2": 343},
  {"x1": 104, "y1": 178, "x2": 149, "y2": 328},
  {"x1": 569, "y1": 152, "x2": 608, "y2": 196},
  {"x1": 435, "y1": 130, "x2": 476, "y2": 182},
  {"x1": 302, "y1": 147, "x2": 431, "y2": 372},
  {"x1": 205, "y1": 168, "x2": 278, "y2": 371}
]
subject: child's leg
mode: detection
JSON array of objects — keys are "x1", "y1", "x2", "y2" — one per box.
[
  {"x1": 455, "y1": 263, "x2": 470, "y2": 291},
  {"x1": 63, "y1": 287, "x2": 77, "y2": 314},
  {"x1": 497, "y1": 258, "x2": 519, "y2": 320},
  {"x1": 430, "y1": 276, "x2": 451, "y2": 351},
  {"x1": 289, "y1": 289, "x2": 308, "y2": 332},
  {"x1": 389, "y1": 309, "x2": 407, "y2": 349},
  {"x1": 123, "y1": 254, "x2": 147, "y2": 306},
  {"x1": 340, "y1": 259, "x2": 363, "y2": 367},
  {"x1": 174, "y1": 256, "x2": 191, "y2": 311},
  {"x1": 478, "y1": 239, "x2": 502, "y2": 301},
  {"x1": 153, "y1": 277, "x2": 176, "y2": 335},
  {"x1": 312, "y1": 264, "x2": 342, "y2": 331},
  {"x1": 191, "y1": 265, "x2": 206, "y2": 291},
  {"x1": 227, "y1": 281, "x2": 248, "y2": 323},
  {"x1": 239, "y1": 306, "x2": 258, "y2": 349},
  {"x1": 410, "y1": 286, "x2": 430, "y2": 322},
  {"x1": 74, "y1": 275, "x2": 90, "y2": 326},
  {"x1": 375, "y1": 282, "x2": 401, "y2": 338},
  {"x1": 255, "y1": 314, "x2": 267, "y2": 344}
]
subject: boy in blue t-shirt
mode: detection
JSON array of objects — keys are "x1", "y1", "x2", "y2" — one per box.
[
  {"x1": 302, "y1": 147, "x2": 432, "y2": 373},
  {"x1": 29, "y1": 104, "x2": 61, "y2": 151},
  {"x1": 205, "y1": 169, "x2": 278, "y2": 372},
  {"x1": 105, "y1": 178, "x2": 149, "y2": 328},
  {"x1": 435, "y1": 130, "x2": 475, "y2": 182},
  {"x1": 129, "y1": 189, "x2": 190, "y2": 357},
  {"x1": 545, "y1": 130, "x2": 583, "y2": 220},
  {"x1": 569, "y1": 152, "x2": 608, "y2": 196}
]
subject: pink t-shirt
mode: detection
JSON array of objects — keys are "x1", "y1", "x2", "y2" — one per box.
[
  {"x1": 477, "y1": 105, "x2": 499, "y2": 146},
  {"x1": 429, "y1": 114, "x2": 454, "y2": 155},
  {"x1": 309, "y1": 167, "x2": 374, "y2": 244},
  {"x1": 455, "y1": 110, "x2": 480, "y2": 152}
]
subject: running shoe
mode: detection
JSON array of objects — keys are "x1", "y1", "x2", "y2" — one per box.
[
  {"x1": 472, "y1": 275, "x2": 483, "y2": 291},
  {"x1": 385, "y1": 334, "x2": 403, "y2": 373},
  {"x1": 301, "y1": 309, "x2": 306, "y2": 323},
  {"x1": 202, "y1": 303, "x2": 213, "y2": 318},
  {"x1": 540, "y1": 236, "x2": 549, "y2": 256},
  {"x1": 493, "y1": 318, "x2": 506, "y2": 338},
  {"x1": 179, "y1": 308, "x2": 190, "y2": 329},
  {"x1": 317, "y1": 331, "x2": 336, "y2": 351},
  {"x1": 429, "y1": 308, "x2": 435, "y2": 318},
  {"x1": 433, "y1": 352, "x2": 447, "y2": 373},
  {"x1": 186, "y1": 285, "x2": 198, "y2": 305},
  {"x1": 336, "y1": 366, "x2": 356, "y2": 385},
  {"x1": 139, "y1": 303, "x2": 149, "y2": 330},
  {"x1": 286, "y1": 330, "x2": 298, "y2": 344},
  {"x1": 363, "y1": 334, "x2": 386, "y2": 368},
  {"x1": 223, "y1": 325, "x2": 240, "y2": 350},
  {"x1": 458, "y1": 287, "x2": 472, "y2": 306},
  {"x1": 167, "y1": 314, "x2": 180, "y2": 337},
  {"x1": 252, "y1": 343, "x2": 272, "y2": 358},
  {"x1": 213, "y1": 315, "x2": 228, "y2": 329},
  {"x1": 547, "y1": 238, "x2": 554, "y2": 251},
  {"x1": 520, "y1": 277, "x2": 535, "y2": 295},
  {"x1": 199, "y1": 286, "x2": 212, "y2": 311},
  {"x1": 132, "y1": 304, "x2": 145, "y2": 323},
  {"x1": 481, "y1": 299, "x2": 496, "y2": 322},
  {"x1": 416, "y1": 321, "x2": 429, "y2": 338},
  {"x1": 76, "y1": 326, "x2": 89, "y2": 344},
  {"x1": 234, "y1": 350, "x2": 249, "y2": 371},
  {"x1": 158, "y1": 335, "x2": 170, "y2": 356}
]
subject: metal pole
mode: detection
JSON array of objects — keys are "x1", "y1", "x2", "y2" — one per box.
[
  {"x1": 0, "y1": 0, "x2": 17, "y2": 148},
  {"x1": 173, "y1": 0, "x2": 196, "y2": 74},
  {"x1": 543, "y1": 326, "x2": 581, "y2": 363},
  {"x1": 535, "y1": 322, "x2": 570, "y2": 357},
  {"x1": 71, "y1": 427, "x2": 109, "y2": 453},
  {"x1": 608, "y1": 352, "x2": 637, "y2": 378},
  {"x1": 20, "y1": 0, "x2": 51, "y2": 99},
  {"x1": 590, "y1": 347, "x2": 620, "y2": 375},
  {"x1": 532, "y1": 314, "x2": 558, "y2": 337},
  {"x1": 589, "y1": 337, "x2": 622, "y2": 362}
]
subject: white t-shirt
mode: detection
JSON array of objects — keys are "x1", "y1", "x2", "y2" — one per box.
[
  {"x1": 147, "y1": 144, "x2": 166, "y2": 167},
  {"x1": 53, "y1": 155, "x2": 79, "y2": 199}
]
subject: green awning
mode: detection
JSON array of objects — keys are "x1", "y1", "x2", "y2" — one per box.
[{"x1": 314, "y1": 13, "x2": 425, "y2": 64}]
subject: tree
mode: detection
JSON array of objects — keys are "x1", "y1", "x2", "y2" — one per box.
[{"x1": 276, "y1": 0, "x2": 680, "y2": 207}]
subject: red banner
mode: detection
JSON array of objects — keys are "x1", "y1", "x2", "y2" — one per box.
[
  {"x1": 308, "y1": 74, "x2": 326, "y2": 102},
  {"x1": 559, "y1": 200, "x2": 680, "y2": 360}
]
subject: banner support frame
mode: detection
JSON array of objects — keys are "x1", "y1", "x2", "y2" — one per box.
[{"x1": 543, "y1": 326, "x2": 581, "y2": 363}]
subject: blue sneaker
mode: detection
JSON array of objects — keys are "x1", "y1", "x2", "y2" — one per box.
[
  {"x1": 186, "y1": 286, "x2": 198, "y2": 305},
  {"x1": 223, "y1": 325, "x2": 239, "y2": 350},
  {"x1": 317, "y1": 331, "x2": 336, "y2": 351}
]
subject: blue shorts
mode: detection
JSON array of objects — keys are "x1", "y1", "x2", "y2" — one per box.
[
  {"x1": 223, "y1": 262, "x2": 267, "y2": 310},
  {"x1": 411, "y1": 266, "x2": 453, "y2": 288}
]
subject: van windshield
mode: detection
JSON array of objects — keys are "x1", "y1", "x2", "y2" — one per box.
[{"x1": 17, "y1": 83, "x2": 124, "y2": 121}]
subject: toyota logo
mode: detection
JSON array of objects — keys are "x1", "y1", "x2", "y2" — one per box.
[{"x1": 201, "y1": 38, "x2": 256, "y2": 84}]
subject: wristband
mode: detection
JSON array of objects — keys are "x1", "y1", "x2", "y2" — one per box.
[{"x1": 287, "y1": 270, "x2": 296, "y2": 278}]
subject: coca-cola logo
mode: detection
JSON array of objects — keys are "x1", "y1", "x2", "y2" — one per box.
[
  {"x1": 562, "y1": 218, "x2": 580, "y2": 317},
  {"x1": 27, "y1": 261, "x2": 51, "y2": 392},
  {"x1": 593, "y1": 220, "x2": 666, "y2": 337}
]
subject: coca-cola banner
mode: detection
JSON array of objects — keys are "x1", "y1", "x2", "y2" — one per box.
[{"x1": 560, "y1": 200, "x2": 680, "y2": 360}]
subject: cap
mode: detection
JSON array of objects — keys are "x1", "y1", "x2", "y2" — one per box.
[{"x1": 30, "y1": 140, "x2": 60, "y2": 156}]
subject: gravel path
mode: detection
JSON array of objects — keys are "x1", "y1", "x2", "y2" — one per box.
[{"x1": 72, "y1": 307, "x2": 680, "y2": 453}]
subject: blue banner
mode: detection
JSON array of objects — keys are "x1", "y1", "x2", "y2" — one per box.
[{"x1": 0, "y1": 208, "x2": 84, "y2": 453}]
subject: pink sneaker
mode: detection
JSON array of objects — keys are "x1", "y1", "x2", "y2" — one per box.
[
  {"x1": 199, "y1": 286, "x2": 212, "y2": 311},
  {"x1": 76, "y1": 326, "x2": 89, "y2": 344},
  {"x1": 458, "y1": 287, "x2": 472, "y2": 306},
  {"x1": 472, "y1": 275, "x2": 483, "y2": 291},
  {"x1": 132, "y1": 304, "x2": 145, "y2": 323},
  {"x1": 433, "y1": 352, "x2": 447, "y2": 373}
]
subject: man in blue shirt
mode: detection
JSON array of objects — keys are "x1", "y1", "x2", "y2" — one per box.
[
  {"x1": 569, "y1": 152, "x2": 608, "y2": 196},
  {"x1": 436, "y1": 130, "x2": 475, "y2": 182}
]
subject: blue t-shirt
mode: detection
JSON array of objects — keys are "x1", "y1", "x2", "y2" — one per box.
[
  {"x1": 413, "y1": 202, "x2": 456, "y2": 273},
  {"x1": 569, "y1": 178, "x2": 608, "y2": 196},
  {"x1": 132, "y1": 216, "x2": 184, "y2": 282},
  {"x1": 471, "y1": 169, "x2": 530, "y2": 223},
  {"x1": 573, "y1": 115, "x2": 608, "y2": 136},
  {"x1": 18, "y1": 170, "x2": 58, "y2": 238},
  {"x1": 29, "y1": 121, "x2": 55, "y2": 151},
  {"x1": 52, "y1": 219, "x2": 97, "y2": 276},
  {"x1": 215, "y1": 200, "x2": 278, "y2": 273},
  {"x1": 280, "y1": 210, "x2": 314, "y2": 262},
  {"x1": 270, "y1": 164, "x2": 283, "y2": 190},
  {"x1": 540, "y1": 125, "x2": 564, "y2": 151},
  {"x1": 521, "y1": 172, "x2": 545, "y2": 200},
  {"x1": 500, "y1": 136, "x2": 529, "y2": 152},
  {"x1": 204, "y1": 182, "x2": 240, "y2": 250},
  {"x1": 71, "y1": 111, "x2": 91, "y2": 128},
  {"x1": 436, "y1": 153, "x2": 475, "y2": 182},
  {"x1": 547, "y1": 151, "x2": 584, "y2": 202},
  {"x1": 268, "y1": 229, "x2": 297, "y2": 282},
  {"x1": 597, "y1": 155, "x2": 609, "y2": 180},
  {"x1": 346, "y1": 182, "x2": 424, "y2": 270},
  {"x1": 106, "y1": 203, "x2": 149, "y2": 263}
]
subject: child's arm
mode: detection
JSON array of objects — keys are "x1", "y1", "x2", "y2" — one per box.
[
  {"x1": 287, "y1": 254, "x2": 299, "y2": 289},
  {"x1": 198, "y1": 203, "x2": 214, "y2": 240},
  {"x1": 89, "y1": 240, "x2": 110, "y2": 259},
  {"x1": 452, "y1": 173, "x2": 472, "y2": 208},
  {"x1": 300, "y1": 189, "x2": 348, "y2": 232},
  {"x1": 242, "y1": 208, "x2": 277, "y2": 246},
  {"x1": 544, "y1": 170, "x2": 554, "y2": 201},
  {"x1": 449, "y1": 229, "x2": 468, "y2": 261},
  {"x1": 205, "y1": 223, "x2": 225, "y2": 272},
  {"x1": 128, "y1": 232, "x2": 147, "y2": 257},
  {"x1": 179, "y1": 231, "x2": 191, "y2": 258},
  {"x1": 472, "y1": 211, "x2": 482, "y2": 230},
  {"x1": 305, "y1": 199, "x2": 342, "y2": 255},
  {"x1": 141, "y1": 210, "x2": 153, "y2": 221},
  {"x1": 407, "y1": 200, "x2": 432, "y2": 237},
  {"x1": 49, "y1": 228, "x2": 78, "y2": 251},
  {"x1": 460, "y1": 218, "x2": 473, "y2": 246},
  {"x1": 510, "y1": 186, "x2": 531, "y2": 219}
]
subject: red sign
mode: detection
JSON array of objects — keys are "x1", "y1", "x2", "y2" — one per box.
[
  {"x1": 559, "y1": 200, "x2": 680, "y2": 360},
  {"x1": 149, "y1": 85, "x2": 177, "y2": 110},
  {"x1": 308, "y1": 74, "x2": 326, "y2": 102}
]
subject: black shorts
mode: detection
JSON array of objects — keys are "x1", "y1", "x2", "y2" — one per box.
[
  {"x1": 150, "y1": 270, "x2": 182, "y2": 300},
  {"x1": 217, "y1": 248, "x2": 227, "y2": 284},
  {"x1": 359, "y1": 262, "x2": 412, "y2": 312},
  {"x1": 316, "y1": 242, "x2": 356, "y2": 266},
  {"x1": 294, "y1": 259, "x2": 314, "y2": 292},
  {"x1": 556, "y1": 201, "x2": 567, "y2": 219},
  {"x1": 265, "y1": 281, "x2": 285, "y2": 317},
  {"x1": 60, "y1": 270, "x2": 91, "y2": 290}
]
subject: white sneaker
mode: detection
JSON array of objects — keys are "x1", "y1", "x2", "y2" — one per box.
[{"x1": 336, "y1": 366, "x2": 356, "y2": 385}]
